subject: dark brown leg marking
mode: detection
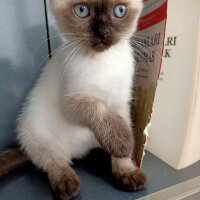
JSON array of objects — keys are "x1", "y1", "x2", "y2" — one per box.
[
  {"x1": 91, "y1": 112, "x2": 134, "y2": 158},
  {"x1": 112, "y1": 157, "x2": 147, "y2": 191},
  {"x1": 47, "y1": 162, "x2": 80, "y2": 200},
  {"x1": 114, "y1": 169, "x2": 147, "y2": 191},
  {"x1": 64, "y1": 94, "x2": 133, "y2": 158}
]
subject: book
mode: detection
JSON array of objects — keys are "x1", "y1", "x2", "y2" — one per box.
[
  {"x1": 132, "y1": 0, "x2": 168, "y2": 167},
  {"x1": 146, "y1": 0, "x2": 200, "y2": 169}
]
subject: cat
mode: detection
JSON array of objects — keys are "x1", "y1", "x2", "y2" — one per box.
[{"x1": 0, "y1": 0, "x2": 146, "y2": 199}]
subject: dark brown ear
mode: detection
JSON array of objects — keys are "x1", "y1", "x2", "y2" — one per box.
[{"x1": 0, "y1": 148, "x2": 29, "y2": 176}]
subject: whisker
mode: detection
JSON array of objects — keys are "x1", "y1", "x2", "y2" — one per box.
[
  {"x1": 132, "y1": 40, "x2": 163, "y2": 66},
  {"x1": 45, "y1": 39, "x2": 81, "y2": 58},
  {"x1": 32, "y1": 34, "x2": 72, "y2": 66},
  {"x1": 133, "y1": 40, "x2": 162, "y2": 66},
  {"x1": 41, "y1": 41, "x2": 70, "y2": 59},
  {"x1": 57, "y1": 41, "x2": 82, "y2": 79},
  {"x1": 133, "y1": 51, "x2": 153, "y2": 79},
  {"x1": 132, "y1": 34, "x2": 163, "y2": 50},
  {"x1": 133, "y1": 47, "x2": 159, "y2": 81}
]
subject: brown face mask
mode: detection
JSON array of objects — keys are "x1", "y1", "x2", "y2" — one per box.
[{"x1": 51, "y1": 0, "x2": 142, "y2": 52}]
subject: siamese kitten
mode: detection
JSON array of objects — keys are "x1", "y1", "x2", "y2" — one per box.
[{"x1": 0, "y1": 0, "x2": 146, "y2": 199}]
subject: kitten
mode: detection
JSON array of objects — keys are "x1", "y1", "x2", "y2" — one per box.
[{"x1": 0, "y1": 0, "x2": 146, "y2": 199}]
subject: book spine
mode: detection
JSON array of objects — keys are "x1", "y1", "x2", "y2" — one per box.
[
  {"x1": 133, "y1": 0, "x2": 168, "y2": 167},
  {"x1": 147, "y1": 0, "x2": 200, "y2": 169}
]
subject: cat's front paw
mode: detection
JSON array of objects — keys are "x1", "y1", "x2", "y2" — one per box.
[
  {"x1": 49, "y1": 167, "x2": 80, "y2": 200},
  {"x1": 114, "y1": 169, "x2": 147, "y2": 191}
]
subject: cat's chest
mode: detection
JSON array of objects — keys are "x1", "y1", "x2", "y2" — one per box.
[{"x1": 64, "y1": 52, "x2": 133, "y2": 105}]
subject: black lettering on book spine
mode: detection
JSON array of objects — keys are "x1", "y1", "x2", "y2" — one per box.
[
  {"x1": 159, "y1": 36, "x2": 178, "y2": 81},
  {"x1": 163, "y1": 36, "x2": 177, "y2": 58},
  {"x1": 166, "y1": 37, "x2": 177, "y2": 46},
  {"x1": 133, "y1": 33, "x2": 161, "y2": 63}
]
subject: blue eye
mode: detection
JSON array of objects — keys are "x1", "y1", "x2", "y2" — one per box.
[
  {"x1": 113, "y1": 5, "x2": 127, "y2": 18},
  {"x1": 74, "y1": 4, "x2": 90, "y2": 18}
]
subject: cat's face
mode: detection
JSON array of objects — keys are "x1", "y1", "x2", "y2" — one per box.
[{"x1": 51, "y1": 0, "x2": 143, "y2": 52}]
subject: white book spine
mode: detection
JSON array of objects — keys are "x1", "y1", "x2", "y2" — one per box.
[{"x1": 147, "y1": 0, "x2": 200, "y2": 169}]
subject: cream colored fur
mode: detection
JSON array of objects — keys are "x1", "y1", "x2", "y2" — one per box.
[{"x1": 17, "y1": 0, "x2": 143, "y2": 171}]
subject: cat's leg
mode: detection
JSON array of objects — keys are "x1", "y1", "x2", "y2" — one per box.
[
  {"x1": 63, "y1": 94, "x2": 133, "y2": 158},
  {"x1": 18, "y1": 114, "x2": 80, "y2": 200},
  {"x1": 111, "y1": 104, "x2": 146, "y2": 191},
  {"x1": 112, "y1": 156, "x2": 147, "y2": 191},
  {"x1": 20, "y1": 140, "x2": 80, "y2": 200},
  {"x1": 21, "y1": 142, "x2": 80, "y2": 200},
  {"x1": 46, "y1": 159, "x2": 80, "y2": 200}
]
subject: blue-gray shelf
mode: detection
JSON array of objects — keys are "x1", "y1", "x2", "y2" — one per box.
[{"x1": 0, "y1": 150, "x2": 199, "y2": 200}]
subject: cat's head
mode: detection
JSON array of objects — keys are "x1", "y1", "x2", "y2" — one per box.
[{"x1": 51, "y1": 0, "x2": 143, "y2": 52}]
